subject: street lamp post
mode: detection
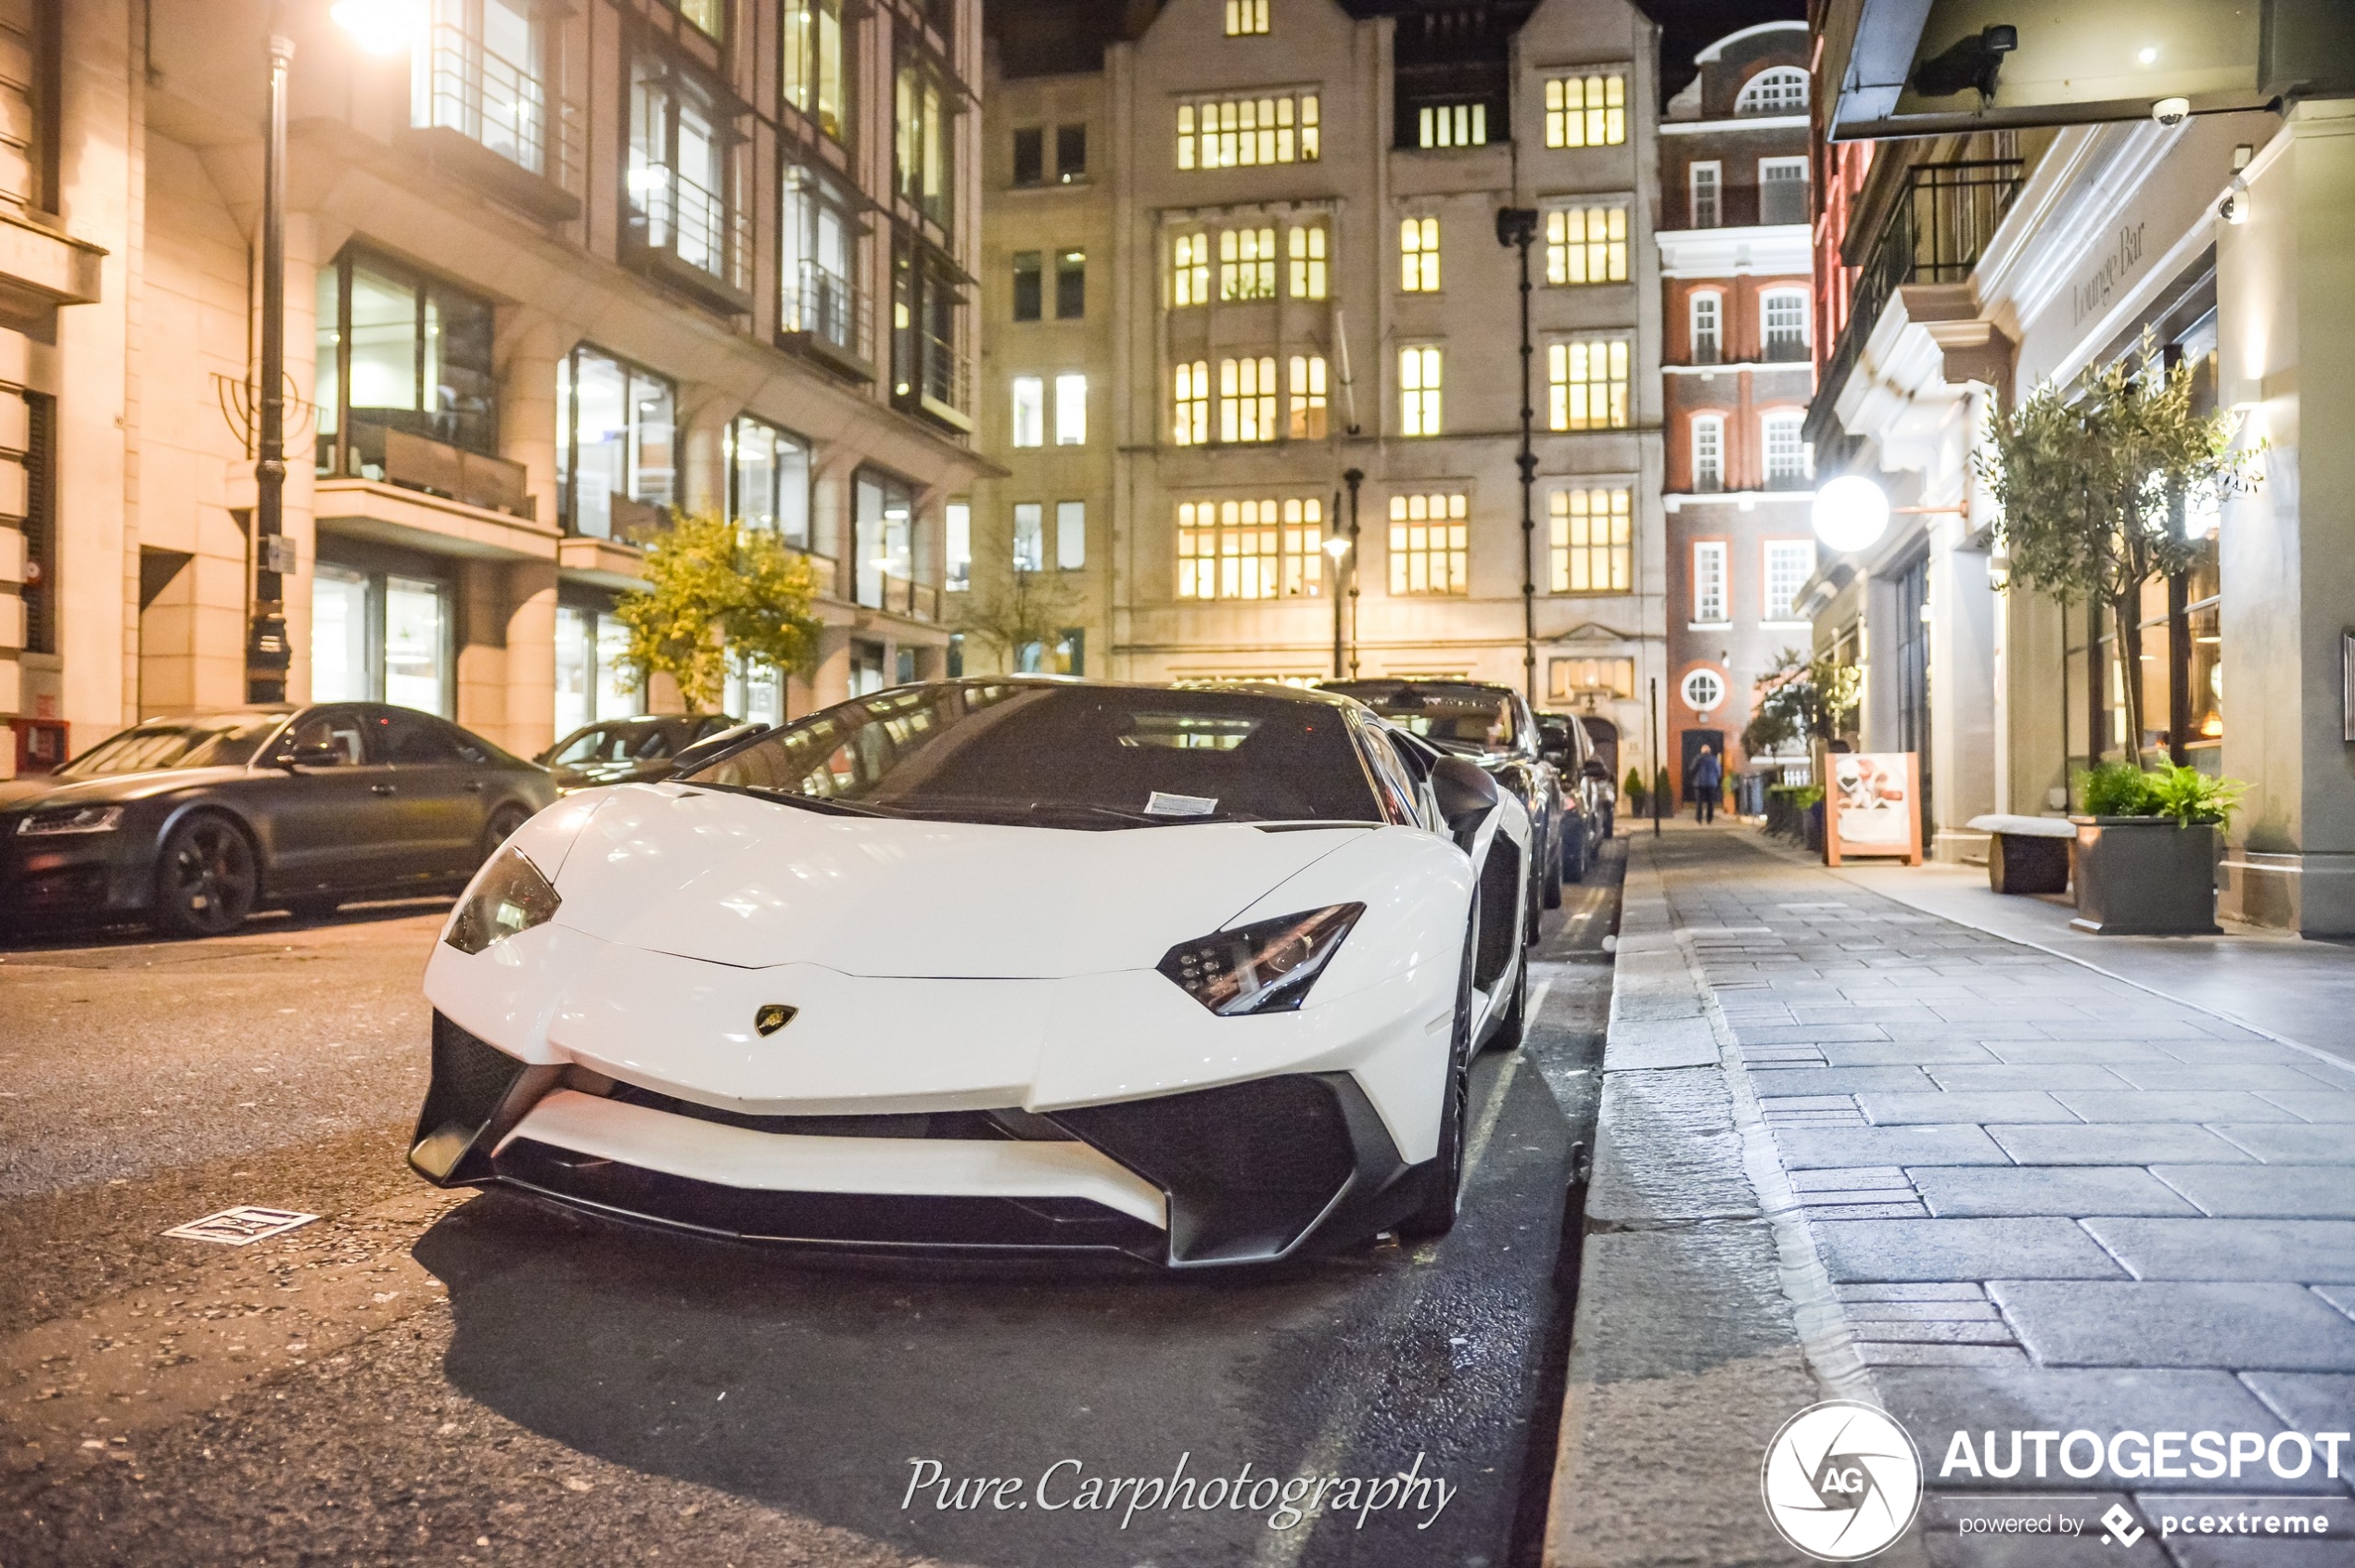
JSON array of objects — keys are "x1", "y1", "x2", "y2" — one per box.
[
  {"x1": 1323, "y1": 532, "x2": 1350, "y2": 679},
  {"x1": 1342, "y1": 466, "x2": 1363, "y2": 678},
  {"x1": 1495, "y1": 206, "x2": 1539, "y2": 706},
  {"x1": 246, "y1": 27, "x2": 297, "y2": 703}
]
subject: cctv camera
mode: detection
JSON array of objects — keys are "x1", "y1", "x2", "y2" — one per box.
[{"x1": 2153, "y1": 96, "x2": 2191, "y2": 127}]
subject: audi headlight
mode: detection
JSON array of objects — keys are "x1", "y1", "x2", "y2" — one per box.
[
  {"x1": 1157, "y1": 903, "x2": 1364, "y2": 1016},
  {"x1": 445, "y1": 846, "x2": 561, "y2": 955},
  {"x1": 15, "y1": 806, "x2": 124, "y2": 835}
]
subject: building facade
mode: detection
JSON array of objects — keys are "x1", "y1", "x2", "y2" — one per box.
[
  {"x1": 1656, "y1": 19, "x2": 1814, "y2": 806},
  {"x1": 1805, "y1": 42, "x2": 2355, "y2": 930},
  {"x1": 1, "y1": 0, "x2": 987, "y2": 779},
  {"x1": 973, "y1": 0, "x2": 1668, "y2": 774}
]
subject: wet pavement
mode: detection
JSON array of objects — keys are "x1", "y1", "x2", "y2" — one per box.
[{"x1": 0, "y1": 848, "x2": 1623, "y2": 1567}]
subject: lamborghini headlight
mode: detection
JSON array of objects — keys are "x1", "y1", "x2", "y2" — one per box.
[
  {"x1": 1157, "y1": 903, "x2": 1364, "y2": 1016},
  {"x1": 444, "y1": 845, "x2": 561, "y2": 955}
]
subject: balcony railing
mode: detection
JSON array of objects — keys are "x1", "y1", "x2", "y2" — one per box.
[
  {"x1": 626, "y1": 164, "x2": 755, "y2": 311},
  {"x1": 411, "y1": 22, "x2": 584, "y2": 219},
  {"x1": 913, "y1": 327, "x2": 971, "y2": 433},
  {"x1": 865, "y1": 571, "x2": 940, "y2": 621},
  {"x1": 781, "y1": 258, "x2": 874, "y2": 377},
  {"x1": 1813, "y1": 159, "x2": 2023, "y2": 434}
]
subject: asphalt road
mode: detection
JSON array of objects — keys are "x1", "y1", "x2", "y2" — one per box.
[{"x1": 0, "y1": 843, "x2": 1622, "y2": 1568}]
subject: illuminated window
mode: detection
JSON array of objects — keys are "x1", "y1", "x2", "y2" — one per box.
[
  {"x1": 1011, "y1": 376, "x2": 1043, "y2": 448},
  {"x1": 1400, "y1": 346, "x2": 1442, "y2": 437},
  {"x1": 1288, "y1": 223, "x2": 1327, "y2": 299},
  {"x1": 782, "y1": 0, "x2": 848, "y2": 142},
  {"x1": 1689, "y1": 161, "x2": 1721, "y2": 227},
  {"x1": 1546, "y1": 205, "x2": 1626, "y2": 285},
  {"x1": 1225, "y1": 0, "x2": 1268, "y2": 35},
  {"x1": 1173, "y1": 360, "x2": 1209, "y2": 445},
  {"x1": 1057, "y1": 500, "x2": 1087, "y2": 570},
  {"x1": 1691, "y1": 414, "x2": 1724, "y2": 491},
  {"x1": 1388, "y1": 492, "x2": 1469, "y2": 595},
  {"x1": 1172, "y1": 233, "x2": 1210, "y2": 306},
  {"x1": 1220, "y1": 226, "x2": 1278, "y2": 300},
  {"x1": 1400, "y1": 216, "x2": 1440, "y2": 292},
  {"x1": 1549, "y1": 488, "x2": 1630, "y2": 593},
  {"x1": 1549, "y1": 657, "x2": 1635, "y2": 701},
  {"x1": 1736, "y1": 66, "x2": 1808, "y2": 115},
  {"x1": 1418, "y1": 102, "x2": 1486, "y2": 148},
  {"x1": 1763, "y1": 539, "x2": 1815, "y2": 621},
  {"x1": 1177, "y1": 93, "x2": 1319, "y2": 170},
  {"x1": 1693, "y1": 541, "x2": 1727, "y2": 623},
  {"x1": 1288, "y1": 354, "x2": 1327, "y2": 439},
  {"x1": 1760, "y1": 157, "x2": 1811, "y2": 224},
  {"x1": 1219, "y1": 356, "x2": 1278, "y2": 442},
  {"x1": 1054, "y1": 373, "x2": 1088, "y2": 446},
  {"x1": 1547, "y1": 338, "x2": 1629, "y2": 430},
  {"x1": 1176, "y1": 497, "x2": 1326, "y2": 599},
  {"x1": 1544, "y1": 73, "x2": 1625, "y2": 148},
  {"x1": 1013, "y1": 502, "x2": 1044, "y2": 571}
]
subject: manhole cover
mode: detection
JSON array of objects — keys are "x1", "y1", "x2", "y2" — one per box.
[{"x1": 162, "y1": 1206, "x2": 319, "y2": 1245}]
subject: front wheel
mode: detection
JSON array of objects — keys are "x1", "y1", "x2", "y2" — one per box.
[
  {"x1": 151, "y1": 814, "x2": 259, "y2": 938},
  {"x1": 480, "y1": 803, "x2": 532, "y2": 863},
  {"x1": 1564, "y1": 820, "x2": 1588, "y2": 884},
  {"x1": 1399, "y1": 902, "x2": 1480, "y2": 1240}
]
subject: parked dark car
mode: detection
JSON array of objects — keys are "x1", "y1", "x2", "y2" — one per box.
[
  {"x1": 0, "y1": 705, "x2": 557, "y2": 938},
  {"x1": 1538, "y1": 711, "x2": 1616, "y2": 845},
  {"x1": 536, "y1": 713, "x2": 746, "y2": 793},
  {"x1": 1323, "y1": 680, "x2": 1573, "y2": 904}
]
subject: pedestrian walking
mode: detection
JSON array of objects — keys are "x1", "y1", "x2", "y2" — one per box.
[{"x1": 1688, "y1": 746, "x2": 1722, "y2": 825}]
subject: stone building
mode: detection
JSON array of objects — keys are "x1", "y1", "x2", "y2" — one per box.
[
  {"x1": 973, "y1": 0, "x2": 1667, "y2": 773},
  {"x1": 1, "y1": 0, "x2": 987, "y2": 777},
  {"x1": 1656, "y1": 19, "x2": 1814, "y2": 805}
]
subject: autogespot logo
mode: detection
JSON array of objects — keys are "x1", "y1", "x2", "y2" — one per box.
[{"x1": 1762, "y1": 1401, "x2": 1925, "y2": 1562}]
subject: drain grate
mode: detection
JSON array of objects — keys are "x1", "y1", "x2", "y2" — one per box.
[{"x1": 161, "y1": 1206, "x2": 320, "y2": 1245}]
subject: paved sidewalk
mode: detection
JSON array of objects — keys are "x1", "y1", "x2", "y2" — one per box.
[{"x1": 1551, "y1": 825, "x2": 2355, "y2": 1568}]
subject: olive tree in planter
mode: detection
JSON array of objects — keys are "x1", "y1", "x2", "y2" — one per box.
[
  {"x1": 1978, "y1": 335, "x2": 2260, "y2": 769},
  {"x1": 2068, "y1": 761, "x2": 2247, "y2": 935}
]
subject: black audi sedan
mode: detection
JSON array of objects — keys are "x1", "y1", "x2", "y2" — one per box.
[
  {"x1": 1324, "y1": 680, "x2": 1576, "y2": 902},
  {"x1": 0, "y1": 705, "x2": 557, "y2": 939},
  {"x1": 536, "y1": 712, "x2": 745, "y2": 793}
]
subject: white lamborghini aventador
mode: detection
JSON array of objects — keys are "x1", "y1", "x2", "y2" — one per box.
[{"x1": 411, "y1": 679, "x2": 1534, "y2": 1268}]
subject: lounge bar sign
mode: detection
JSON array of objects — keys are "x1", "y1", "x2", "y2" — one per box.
[{"x1": 2070, "y1": 220, "x2": 2146, "y2": 328}]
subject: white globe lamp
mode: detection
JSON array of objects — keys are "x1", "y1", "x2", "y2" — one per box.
[{"x1": 1812, "y1": 474, "x2": 1890, "y2": 555}]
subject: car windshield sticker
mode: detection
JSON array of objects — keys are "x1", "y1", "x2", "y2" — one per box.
[{"x1": 1145, "y1": 791, "x2": 1219, "y2": 817}]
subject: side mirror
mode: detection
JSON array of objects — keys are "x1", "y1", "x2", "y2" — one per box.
[
  {"x1": 1428, "y1": 756, "x2": 1498, "y2": 848},
  {"x1": 277, "y1": 742, "x2": 341, "y2": 769},
  {"x1": 1582, "y1": 759, "x2": 1610, "y2": 781}
]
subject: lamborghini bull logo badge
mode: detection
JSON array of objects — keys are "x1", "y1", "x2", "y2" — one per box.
[{"x1": 754, "y1": 1004, "x2": 797, "y2": 1037}]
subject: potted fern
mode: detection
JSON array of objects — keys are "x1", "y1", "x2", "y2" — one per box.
[{"x1": 2069, "y1": 761, "x2": 2245, "y2": 935}]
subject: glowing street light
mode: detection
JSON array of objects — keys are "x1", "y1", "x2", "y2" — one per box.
[
  {"x1": 1323, "y1": 535, "x2": 1351, "y2": 680},
  {"x1": 1812, "y1": 474, "x2": 1891, "y2": 555},
  {"x1": 332, "y1": 0, "x2": 424, "y2": 56}
]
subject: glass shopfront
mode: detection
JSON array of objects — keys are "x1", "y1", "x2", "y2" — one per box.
[
  {"x1": 554, "y1": 602, "x2": 644, "y2": 738},
  {"x1": 311, "y1": 552, "x2": 454, "y2": 717}
]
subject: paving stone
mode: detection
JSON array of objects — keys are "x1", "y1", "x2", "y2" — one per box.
[
  {"x1": 1911, "y1": 1166, "x2": 2202, "y2": 1218},
  {"x1": 1861, "y1": 1090, "x2": 2081, "y2": 1125},
  {"x1": 2038, "y1": 1019, "x2": 2221, "y2": 1039},
  {"x1": 1927, "y1": 1064, "x2": 2138, "y2": 1092},
  {"x1": 2083, "y1": 1219, "x2": 2355, "y2": 1283},
  {"x1": 2316, "y1": 1286, "x2": 2355, "y2": 1319},
  {"x1": 2157, "y1": 1039, "x2": 2342, "y2": 1066},
  {"x1": 1770, "y1": 1124, "x2": 2016, "y2": 1170},
  {"x1": 2215, "y1": 1124, "x2": 2355, "y2": 1163},
  {"x1": 1758, "y1": 1094, "x2": 1863, "y2": 1112},
  {"x1": 1815, "y1": 1217, "x2": 2127, "y2": 1281},
  {"x1": 1748, "y1": 1065, "x2": 1939, "y2": 1095},
  {"x1": 1986, "y1": 1040, "x2": 2190, "y2": 1065},
  {"x1": 1789, "y1": 1003, "x2": 1944, "y2": 1023},
  {"x1": 2239, "y1": 1371, "x2": 2355, "y2": 1433},
  {"x1": 1839, "y1": 1282, "x2": 1988, "y2": 1301},
  {"x1": 2152, "y1": 1166, "x2": 2355, "y2": 1219},
  {"x1": 2107, "y1": 1064, "x2": 2355, "y2": 1093},
  {"x1": 1987, "y1": 1124, "x2": 2256, "y2": 1166},
  {"x1": 1821, "y1": 1040, "x2": 2005, "y2": 1066},
  {"x1": 1847, "y1": 1318, "x2": 2016, "y2": 1344},
  {"x1": 1863, "y1": 1343, "x2": 2032, "y2": 1370},
  {"x1": 1790, "y1": 1166, "x2": 1911, "y2": 1192},
  {"x1": 1807, "y1": 1201, "x2": 1929, "y2": 1219},
  {"x1": 2260, "y1": 1091, "x2": 2355, "y2": 1123},
  {"x1": 2053, "y1": 1091, "x2": 2301, "y2": 1124},
  {"x1": 1989, "y1": 1281, "x2": 2355, "y2": 1370},
  {"x1": 1877, "y1": 1368, "x2": 2295, "y2": 1492}
]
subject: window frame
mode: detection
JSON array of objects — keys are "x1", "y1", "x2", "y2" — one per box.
[
  {"x1": 1054, "y1": 372, "x2": 1088, "y2": 446},
  {"x1": 1399, "y1": 345, "x2": 1443, "y2": 438},
  {"x1": 1400, "y1": 215, "x2": 1440, "y2": 292},
  {"x1": 1691, "y1": 539, "x2": 1729, "y2": 626},
  {"x1": 1547, "y1": 337, "x2": 1631, "y2": 431},
  {"x1": 1010, "y1": 376, "x2": 1045, "y2": 448},
  {"x1": 1762, "y1": 287, "x2": 1811, "y2": 360},
  {"x1": 555, "y1": 341, "x2": 677, "y2": 539},
  {"x1": 1219, "y1": 355, "x2": 1279, "y2": 443},
  {"x1": 1759, "y1": 156, "x2": 1811, "y2": 226},
  {"x1": 1762, "y1": 408, "x2": 1810, "y2": 488},
  {"x1": 781, "y1": 0, "x2": 851, "y2": 145},
  {"x1": 1545, "y1": 202, "x2": 1628, "y2": 286},
  {"x1": 1011, "y1": 249, "x2": 1042, "y2": 322},
  {"x1": 1688, "y1": 159, "x2": 1722, "y2": 229},
  {"x1": 1547, "y1": 486, "x2": 1632, "y2": 595},
  {"x1": 1177, "y1": 90, "x2": 1321, "y2": 170},
  {"x1": 1763, "y1": 538, "x2": 1816, "y2": 623},
  {"x1": 1387, "y1": 491, "x2": 1470, "y2": 596},
  {"x1": 1735, "y1": 66, "x2": 1809, "y2": 116},
  {"x1": 725, "y1": 413, "x2": 813, "y2": 550},
  {"x1": 1175, "y1": 497, "x2": 1329, "y2": 600},
  {"x1": 1542, "y1": 71, "x2": 1627, "y2": 149},
  {"x1": 1690, "y1": 413, "x2": 1726, "y2": 493},
  {"x1": 1688, "y1": 289, "x2": 1723, "y2": 364}
]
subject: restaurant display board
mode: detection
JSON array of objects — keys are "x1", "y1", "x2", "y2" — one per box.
[{"x1": 1825, "y1": 752, "x2": 1923, "y2": 866}]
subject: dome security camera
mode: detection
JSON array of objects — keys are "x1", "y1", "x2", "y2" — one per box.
[{"x1": 2153, "y1": 96, "x2": 2192, "y2": 127}]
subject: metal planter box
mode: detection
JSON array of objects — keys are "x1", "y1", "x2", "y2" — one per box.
[{"x1": 2069, "y1": 817, "x2": 2221, "y2": 935}]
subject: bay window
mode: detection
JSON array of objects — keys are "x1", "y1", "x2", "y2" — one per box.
[
  {"x1": 313, "y1": 249, "x2": 498, "y2": 489},
  {"x1": 557, "y1": 345, "x2": 676, "y2": 538},
  {"x1": 781, "y1": 163, "x2": 865, "y2": 361},
  {"x1": 628, "y1": 53, "x2": 747, "y2": 297},
  {"x1": 412, "y1": 0, "x2": 553, "y2": 178},
  {"x1": 895, "y1": 53, "x2": 954, "y2": 232}
]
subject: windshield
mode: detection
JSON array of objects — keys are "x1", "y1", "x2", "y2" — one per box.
[
  {"x1": 1323, "y1": 684, "x2": 1519, "y2": 753},
  {"x1": 682, "y1": 682, "x2": 1382, "y2": 828},
  {"x1": 59, "y1": 716, "x2": 285, "y2": 777}
]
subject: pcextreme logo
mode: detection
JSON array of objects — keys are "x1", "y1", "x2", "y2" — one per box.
[{"x1": 1761, "y1": 1401, "x2": 1925, "y2": 1562}]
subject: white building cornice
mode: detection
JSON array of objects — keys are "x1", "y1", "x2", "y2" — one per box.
[
  {"x1": 1658, "y1": 113, "x2": 1809, "y2": 136},
  {"x1": 1655, "y1": 223, "x2": 1811, "y2": 279}
]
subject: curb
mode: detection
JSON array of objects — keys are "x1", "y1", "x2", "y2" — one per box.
[{"x1": 1542, "y1": 835, "x2": 1929, "y2": 1568}]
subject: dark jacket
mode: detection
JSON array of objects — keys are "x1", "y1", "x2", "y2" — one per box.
[{"x1": 1689, "y1": 751, "x2": 1723, "y2": 792}]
